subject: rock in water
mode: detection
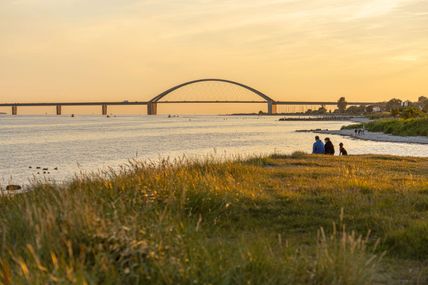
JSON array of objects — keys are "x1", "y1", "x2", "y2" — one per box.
[{"x1": 6, "y1": 185, "x2": 22, "y2": 191}]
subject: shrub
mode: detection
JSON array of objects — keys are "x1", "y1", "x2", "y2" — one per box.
[
  {"x1": 400, "y1": 107, "x2": 427, "y2": 119},
  {"x1": 384, "y1": 222, "x2": 428, "y2": 260},
  {"x1": 342, "y1": 118, "x2": 428, "y2": 136},
  {"x1": 291, "y1": 151, "x2": 307, "y2": 158}
]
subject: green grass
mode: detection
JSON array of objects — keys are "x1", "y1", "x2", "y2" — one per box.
[
  {"x1": 0, "y1": 154, "x2": 428, "y2": 284},
  {"x1": 342, "y1": 117, "x2": 428, "y2": 136}
]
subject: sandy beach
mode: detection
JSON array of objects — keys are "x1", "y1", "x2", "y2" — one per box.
[{"x1": 311, "y1": 129, "x2": 428, "y2": 145}]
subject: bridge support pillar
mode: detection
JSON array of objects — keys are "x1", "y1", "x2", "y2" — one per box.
[
  {"x1": 102, "y1": 104, "x2": 108, "y2": 116},
  {"x1": 147, "y1": 103, "x2": 157, "y2": 115},
  {"x1": 11, "y1": 105, "x2": 17, "y2": 115},
  {"x1": 56, "y1": 105, "x2": 62, "y2": 115},
  {"x1": 267, "y1": 101, "x2": 277, "y2": 115}
]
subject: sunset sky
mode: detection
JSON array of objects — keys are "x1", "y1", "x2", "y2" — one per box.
[{"x1": 1, "y1": 0, "x2": 427, "y2": 113}]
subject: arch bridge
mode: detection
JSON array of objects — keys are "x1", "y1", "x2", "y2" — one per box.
[
  {"x1": 146, "y1": 78, "x2": 277, "y2": 115},
  {"x1": 0, "y1": 78, "x2": 375, "y2": 115}
]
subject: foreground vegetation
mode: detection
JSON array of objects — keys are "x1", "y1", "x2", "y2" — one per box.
[
  {"x1": 1, "y1": 154, "x2": 428, "y2": 284},
  {"x1": 343, "y1": 117, "x2": 428, "y2": 137}
]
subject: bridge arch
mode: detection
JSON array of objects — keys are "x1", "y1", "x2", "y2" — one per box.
[
  {"x1": 150, "y1": 79, "x2": 274, "y2": 103},
  {"x1": 147, "y1": 78, "x2": 277, "y2": 115}
]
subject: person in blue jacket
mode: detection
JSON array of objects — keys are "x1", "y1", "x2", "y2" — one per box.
[{"x1": 312, "y1": 136, "x2": 325, "y2": 154}]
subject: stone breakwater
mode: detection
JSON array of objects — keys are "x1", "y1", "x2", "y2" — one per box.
[{"x1": 0, "y1": 185, "x2": 30, "y2": 196}]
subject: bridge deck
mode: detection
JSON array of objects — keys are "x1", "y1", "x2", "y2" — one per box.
[
  {"x1": 0, "y1": 101, "x2": 375, "y2": 107},
  {"x1": 0, "y1": 102, "x2": 148, "y2": 107}
]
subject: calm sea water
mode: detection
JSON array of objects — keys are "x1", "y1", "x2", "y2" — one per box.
[{"x1": 1, "y1": 115, "x2": 427, "y2": 185}]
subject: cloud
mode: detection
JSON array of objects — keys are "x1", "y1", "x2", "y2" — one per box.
[
  {"x1": 0, "y1": 0, "x2": 427, "y2": 102},
  {"x1": 390, "y1": 54, "x2": 420, "y2": 62},
  {"x1": 352, "y1": 0, "x2": 405, "y2": 19}
]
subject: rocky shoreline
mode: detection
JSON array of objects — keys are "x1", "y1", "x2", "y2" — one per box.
[{"x1": 0, "y1": 186, "x2": 31, "y2": 196}]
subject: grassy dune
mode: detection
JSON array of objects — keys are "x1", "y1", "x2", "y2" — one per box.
[
  {"x1": 343, "y1": 118, "x2": 428, "y2": 136},
  {"x1": 1, "y1": 154, "x2": 428, "y2": 284}
]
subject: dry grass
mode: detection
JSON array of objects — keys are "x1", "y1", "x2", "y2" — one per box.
[{"x1": 0, "y1": 154, "x2": 427, "y2": 284}]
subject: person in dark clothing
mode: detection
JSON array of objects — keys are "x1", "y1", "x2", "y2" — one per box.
[
  {"x1": 339, "y1": 143, "x2": 348, "y2": 156},
  {"x1": 324, "y1": 137, "x2": 335, "y2": 155}
]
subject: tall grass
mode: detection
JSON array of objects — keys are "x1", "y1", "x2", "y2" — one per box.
[{"x1": 0, "y1": 154, "x2": 427, "y2": 284}]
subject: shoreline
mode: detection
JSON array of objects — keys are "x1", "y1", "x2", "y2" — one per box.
[{"x1": 301, "y1": 129, "x2": 428, "y2": 145}]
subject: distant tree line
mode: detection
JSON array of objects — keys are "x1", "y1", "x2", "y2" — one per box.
[{"x1": 307, "y1": 96, "x2": 428, "y2": 119}]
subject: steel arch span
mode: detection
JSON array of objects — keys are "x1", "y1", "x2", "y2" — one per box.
[
  {"x1": 147, "y1": 78, "x2": 276, "y2": 115},
  {"x1": 149, "y1": 78, "x2": 274, "y2": 103}
]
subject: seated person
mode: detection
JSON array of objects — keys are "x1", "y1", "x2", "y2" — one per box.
[
  {"x1": 312, "y1": 136, "x2": 325, "y2": 154},
  {"x1": 324, "y1": 137, "x2": 335, "y2": 155},
  {"x1": 339, "y1": 143, "x2": 348, "y2": 156}
]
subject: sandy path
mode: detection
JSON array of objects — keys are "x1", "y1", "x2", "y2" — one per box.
[{"x1": 311, "y1": 129, "x2": 428, "y2": 145}]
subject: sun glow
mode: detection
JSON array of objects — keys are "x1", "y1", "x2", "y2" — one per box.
[{"x1": 0, "y1": 0, "x2": 427, "y2": 113}]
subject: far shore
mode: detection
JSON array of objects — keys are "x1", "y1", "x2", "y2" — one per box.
[
  {"x1": 300, "y1": 128, "x2": 428, "y2": 145},
  {"x1": 229, "y1": 113, "x2": 370, "y2": 121}
]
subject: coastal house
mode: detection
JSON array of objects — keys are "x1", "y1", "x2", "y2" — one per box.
[
  {"x1": 401, "y1": 100, "x2": 412, "y2": 107},
  {"x1": 372, "y1": 106, "x2": 381, "y2": 112}
]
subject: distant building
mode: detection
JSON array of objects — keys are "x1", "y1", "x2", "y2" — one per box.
[
  {"x1": 372, "y1": 106, "x2": 381, "y2": 112},
  {"x1": 401, "y1": 100, "x2": 412, "y2": 107}
]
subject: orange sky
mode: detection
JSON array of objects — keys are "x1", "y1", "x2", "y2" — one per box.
[{"x1": 1, "y1": 0, "x2": 427, "y2": 114}]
